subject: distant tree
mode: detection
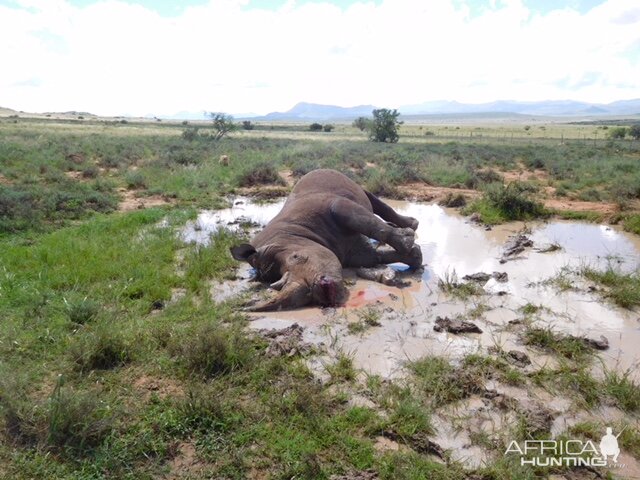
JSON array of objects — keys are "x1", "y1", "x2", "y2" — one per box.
[
  {"x1": 369, "y1": 108, "x2": 402, "y2": 143},
  {"x1": 630, "y1": 124, "x2": 640, "y2": 140},
  {"x1": 206, "y1": 112, "x2": 237, "y2": 140},
  {"x1": 608, "y1": 126, "x2": 628, "y2": 139},
  {"x1": 309, "y1": 122, "x2": 323, "y2": 131},
  {"x1": 323, "y1": 124, "x2": 334, "y2": 132},
  {"x1": 242, "y1": 120, "x2": 255, "y2": 130},
  {"x1": 352, "y1": 116, "x2": 372, "y2": 132}
]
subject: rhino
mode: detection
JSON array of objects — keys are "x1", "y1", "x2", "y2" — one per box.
[{"x1": 230, "y1": 169, "x2": 422, "y2": 311}]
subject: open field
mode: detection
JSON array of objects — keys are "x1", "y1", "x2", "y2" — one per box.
[{"x1": 1, "y1": 117, "x2": 640, "y2": 479}]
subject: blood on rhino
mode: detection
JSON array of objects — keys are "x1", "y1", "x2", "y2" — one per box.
[{"x1": 230, "y1": 169, "x2": 423, "y2": 311}]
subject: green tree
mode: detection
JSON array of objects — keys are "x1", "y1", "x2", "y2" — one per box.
[
  {"x1": 369, "y1": 108, "x2": 403, "y2": 143},
  {"x1": 630, "y1": 124, "x2": 640, "y2": 140},
  {"x1": 309, "y1": 122, "x2": 323, "y2": 131},
  {"x1": 352, "y1": 116, "x2": 371, "y2": 132},
  {"x1": 206, "y1": 112, "x2": 237, "y2": 140},
  {"x1": 608, "y1": 126, "x2": 628, "y2": 139}
]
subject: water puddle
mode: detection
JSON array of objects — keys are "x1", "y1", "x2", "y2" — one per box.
[{"x1": 180, "y1": 198, "x2": 640, "y2": 381}]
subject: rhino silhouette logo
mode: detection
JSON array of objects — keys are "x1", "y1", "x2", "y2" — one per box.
[{"x1": 599, "y1": 427, "x2": 621, "y2": 463}]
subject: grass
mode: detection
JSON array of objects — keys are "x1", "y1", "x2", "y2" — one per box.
[
  {"x1": 522, "y1": 327, "x2": 593, "y2": 362},
  {"x1": 463, "y1": 182, "x2": 548, "y2": 224},
  {"x1": 1, "y1": 118, "x2": 639, "y2": 478},
  {"x1": 580, "y1": 264, "x2": 640, "y2": 308},
  {"x1": 437, "y1": 269, "x2": 483, "y2": 299}
]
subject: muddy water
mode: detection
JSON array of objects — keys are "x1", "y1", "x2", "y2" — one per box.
[{"x1": 182, "y1": 198, "x2": 640, "y2": 382}]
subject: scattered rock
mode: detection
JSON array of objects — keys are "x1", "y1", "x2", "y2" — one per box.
[
  {"x1": 433, "y1": 316, "x2": 483, "y2": 334},
  {"x1": 506, "y1": 350, "x2": 531, "y2": 367},
  {"x1": 330, "y1": 470, "x2": 379, "y2": 480},
  {"x1": 508, "y1": 319, "x2": 524, "y2": 325},
  {"x1": 463, "y1": 271, "x2": 509, "y2": 283},
  {"x1": 582, "y1": 335, "x2": 609, "y2": 350},
  {"x1": 463, "y1": 272, "x2": 491, "y2": 283},
  {"x1": 536, "y1": 243, "x2": 562, "y2": 253},
  {"x1": 388, "y1": 293, "x2": 399, "y2": 301},
  {"x1": 382, "y1": 431, "x2": 445, "y2": 460},
  {"x1": 519, "y1": 402, "x2": 555, "y2": 435},
  {"x1": 501, "y1": 234, "x2": 533, "y2": 261},
  {"x1": 259, "y1": 323, "x2": 313, "y2": 358}
]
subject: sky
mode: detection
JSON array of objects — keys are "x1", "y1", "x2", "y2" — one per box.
[{"x1": 1, "y1": 0, "x2": 639, "y2": 117}]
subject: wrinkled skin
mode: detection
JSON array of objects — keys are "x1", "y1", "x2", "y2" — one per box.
[{"x1": 231, "y1": 169, "x2": 423, "y2": 311}]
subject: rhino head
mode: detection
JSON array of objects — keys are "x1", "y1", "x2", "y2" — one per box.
[{"x1": 230, "y1": 240, "x2": 348, "y2": 311}]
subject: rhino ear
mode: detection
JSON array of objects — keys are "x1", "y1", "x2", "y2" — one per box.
[{"x1": 230, "y1": 243, "x2": 256, "y2": 262}]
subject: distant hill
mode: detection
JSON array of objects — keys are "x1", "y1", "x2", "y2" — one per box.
[
  {"x1": 250, "y1": 102, "x2": 378, "y2": 121},
  {"x1": 400, "y1": 99, "x2": 640, "y2": 117}
]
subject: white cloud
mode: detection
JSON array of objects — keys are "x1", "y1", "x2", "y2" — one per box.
[{"x1": 1, "y1": 0, "x2": 638, "y2": 116}]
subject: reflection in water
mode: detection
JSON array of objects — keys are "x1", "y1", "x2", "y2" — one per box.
[{"x1": 180, "y1": 197, "x2": 640, "y2": 381}]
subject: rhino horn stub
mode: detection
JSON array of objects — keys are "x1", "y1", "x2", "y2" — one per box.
[{"x1": 245, "y1": 281, "x2": 310, "y2": 312}]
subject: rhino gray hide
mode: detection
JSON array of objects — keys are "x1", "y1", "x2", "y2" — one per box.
[{"x1": 230, "y1": 169, "x2": 423, "y2": 311}]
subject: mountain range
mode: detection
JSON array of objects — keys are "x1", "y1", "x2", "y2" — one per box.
[{"x1": 245, "y1": 99, "x2": 640, "y2": 121}]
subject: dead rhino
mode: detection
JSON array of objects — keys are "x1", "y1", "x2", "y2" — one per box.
[{"x1": 231, "y1": 169, "x2": 423, "y2": 311}]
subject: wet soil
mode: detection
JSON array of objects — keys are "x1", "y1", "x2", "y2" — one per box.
[{"x1": 179, "y1": 197, "x2": 640, "y2": 472}]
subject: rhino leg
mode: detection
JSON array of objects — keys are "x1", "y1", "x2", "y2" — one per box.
[
  {"x1": 331, "y1": 198, "x2": 416, "y2": 254},
  {"x1": 365, "y1": 191, "x2": 419, "y2": 230},
  {"x1": 346, "y1": 240, "x2": 423, "y2": 269}
]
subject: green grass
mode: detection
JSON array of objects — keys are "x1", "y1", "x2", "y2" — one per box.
[
  {"x1": 580, "y1": 265, "x2": 640, "y2": 308},
  {"x1": 623, "y1": 213, "x2": 640, "y2": 234},
  {"x1": 437, "y1": 269, "x2": 483, "y2": 299},
  {"x1": 1, "y1": 118, "x2": 639, "y2": 478},
  {"x1": 463, "y1": 182, "x2": 548, "y2": 224},
  {"x1": 522, "y1": 327, "x2": 593, "y2": 362}
]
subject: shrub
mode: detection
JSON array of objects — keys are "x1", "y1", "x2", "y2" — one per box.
[
  {"x1": 125, "y1": 170, "x2": 147, "y2": 189},
  {"x1": 1, "y1": 377, "x2": 113, "y2": 455},
  {"x1": 242, "y1": 120, "x2": 255, "y2": 130},
  {"x1": 483, "y1": 182, "x2": 546, "y2": 221},
  {"x1": 65, "y1": 297, "x2": 100, "y2": 325},
  {"x1": 69, "y1": 325, "x2": 133, "y2": 373},
  {"x1": 237, "y1": 162, "x2": 285, "y2": 187},
  {"x1": 608, "y1": 127, "x2": 628, "y2": 139},
  {"x1": 309, "y1": 123, "x2": 323, "y2": 131},
  {"x1": 171, "y1": 323, "x2": 256, "y2": 378},
  {"x1": 323, "y1": 124, "x2": 334, "y2": 132},
  {"x1": 181, "y1": 127, "x2": 200, "y2": 141}
]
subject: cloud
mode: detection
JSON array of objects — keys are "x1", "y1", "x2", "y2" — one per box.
[{"x1": 0, "y1": 0, "x2": 638, "y2": 116}]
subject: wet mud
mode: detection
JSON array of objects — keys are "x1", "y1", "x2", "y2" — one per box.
[{"x1": 180, "y1": 197, "x2": 640, "y2": 471}]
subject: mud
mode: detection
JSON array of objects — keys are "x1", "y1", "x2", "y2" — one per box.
[
  {"x1": 178, "y1": 197, "x2": 640, "y2": 471},
  {"x1": 434, "y1": 316, "x2": 483, "y2": 334}
]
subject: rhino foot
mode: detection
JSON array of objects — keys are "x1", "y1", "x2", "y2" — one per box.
[
  {"x1": 389, "y1": 227, "x2": 416, "y2": 254},
  {"x1": 407, "y1": 244, "x2": 423, "y2": 269}
]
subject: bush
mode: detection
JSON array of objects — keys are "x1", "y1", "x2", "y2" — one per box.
[
  {"x1": 242, "y1": 120, "x2": 255, "y2": 130},
  {"x1": 323, "y1": 124, "x2": 334, "y2": 132},
  {"x1": 125, "y1": 170, "x2": 147, "y2": 189},
  {"x1": 237, "y1": 162, "x2": 285, "y2": 187},
  {"x1": 309, "y1": 123, "x2": 323, "y2": 131},
  {"x1": 1, "y1": 377, "x2": 113, "y2": 455},
  {"x1": 68, "y1": 325, "x2": 133, "y2": 373},
  {"x1": 181, "y1": 127, "x2": 200, "y2": 141},
  {"x1": 65, "y1": 297, "x2": 100, "y2": 325},
  {"x1": 483, "y1": 182, "x2": 546, "y2": 221},
  {"x1": 608, "y1": 127, "x2": 628, "y2": 139},
  {"x1": 171, "y1": 323, "x2": 256, "y2": 378}
]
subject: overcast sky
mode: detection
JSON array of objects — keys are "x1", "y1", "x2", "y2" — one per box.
[{"x1": 1, "y1": 0, "x2": 639, "y2": 117}]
